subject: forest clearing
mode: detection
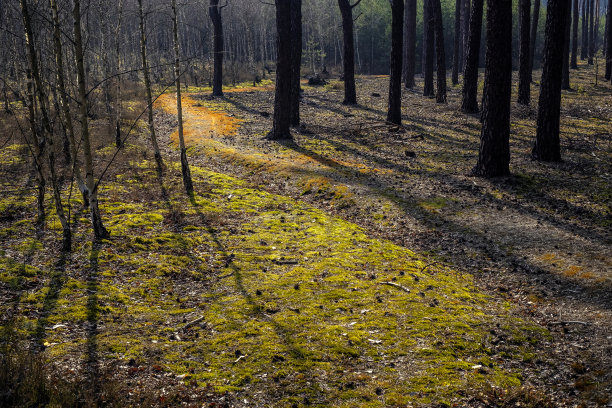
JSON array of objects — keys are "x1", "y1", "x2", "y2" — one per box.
[{"x1": 1, "y1": 0, "x2": 611, "y2": 406}]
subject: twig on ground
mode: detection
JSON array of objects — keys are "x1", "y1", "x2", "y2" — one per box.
[{"x1": 378, "y1": 282, "x2": 411, "y2": 293}]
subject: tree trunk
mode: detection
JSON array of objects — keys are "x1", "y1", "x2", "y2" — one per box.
[
  {"x1": 138, "y1": 0, "x2": 164, "y2": 174},
  {"x1": 529, "y1": 0, "x2": 541, "y2": 80},
  {"x1": 423, "y1": 0, "x2": 435, "y2": 97},
  {"x1": 605, "y1": 0, "x2": 612, "y2": 80},
  {"x1": 290, "y1": 0, "x2": 302, "y2": 123},
  {"x1": 50, "y1": 0, "x2": 88, "y2": 208},
  {"x1": 73, "y1": 0, "x2": 109, "y2": 239},
  {"x1": 462, "y1": 0, "x2": 471, "y2": 70},
  {"x1": 582, "y1": 0, "x2": 589, "y2": 59},
  {"x1": 562, "y1": 0, "x2": 572, "y2": 89},
  {"x1": 588, "y1": 0, "x2": 594, "y2": 64},
  {"x1": 404, "y1": 0, "x2": 417, "y2": 88},
  {"x1": 432, "y1": 0, "x2": 447, "y2": 103},
  {"x1": 22, "y1": 0, "x2": 71, "y2": 251},
  {"x1": 452, "y1": 0, "x2": 461, "y2": 84},
  {"x1": 518, "y1": 0, "x2": 532, "y2": 105},
  {"x1": 210, "y1": 0, "x2": 224, "y2": 96},
  {"x1": 533, "y1": 0, "x2": 569, "y2": 162},
  {"x1": 473, "y1": 0, "x2": 512, "y2": 178},
  {"x1": 172, "y1": 0, "x2": 193, "y2": 196},
  {"x1": 461, "y1": 0, "x2": 484, "y2": 113},
  {"x1": 339, "y1": 0, "x2": 358, "y2": 104},
  {"x1": 270, "y1": 0, "x2": 292, "y2": 140},
  {"x1": 571, "y1": 0, "x2": 578, "y2": 68},
  {"x1": 387, "y1": 0, "x2": 404, "y2": 124}
]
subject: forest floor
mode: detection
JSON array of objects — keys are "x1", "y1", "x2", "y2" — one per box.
[{"x1": 0, "y1": 63, "x2": 610, "y2": 407}]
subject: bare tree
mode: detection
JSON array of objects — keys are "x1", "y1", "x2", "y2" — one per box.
[
  {"x1": 338, "y1": 0, "x2": 360, "y2": 104},
  {"x1": 210, "y1": 0, "x2": 225, "y2": 96},
  {"x1": 387, "y1": 0, "x2": 404, "y2": 124},
  {"x1": 432, "y1": 0, "x2": 447, "y2": 103},
  {"x1": 518, "y1": 0, "x2": 531, "y2": 105},
  {"x1": 452, "y1": 0, "x2": 462, "y2": 84},
  {"x1": 461, "y1": 0, "x2": 484, "y2": 113},
  {"x1": 423, "y1": 0, "x2": 435, "y2": 97},
  {"x1": 270, "y1": 0, "x2": 292, "y2": 140},
  {"x1": 529, "y1": 0, "x2": 541, "y2": 80},
  {"x1": 290, "y1": 0, "x2": 302, "y2": 124},
  {"x1": 403, "y1": 0, "x2": 417, "y2": 89}
]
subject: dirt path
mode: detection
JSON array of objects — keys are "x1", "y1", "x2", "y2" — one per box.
[{"x1": 154, "y1": 67, "x2": 611, "y2": 405}]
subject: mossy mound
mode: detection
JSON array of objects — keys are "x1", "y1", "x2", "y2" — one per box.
[{"x1": 0, "y1": 159, "x2": 547, "y2": 407}]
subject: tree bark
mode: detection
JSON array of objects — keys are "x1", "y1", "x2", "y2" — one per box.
[
  {"x1": 432, "y1": 0, "x2": 447, "y2": 103},
  {"x1": 571, "y1": 0, "x2": 579, "y2": 68},
  {"x1": 461, "y1": 0, "x2": 484, "y2": 113},
  {"x1": 387, "y1": 0, "x2": 404, "y2": 124},
  {"x1": 534, "y1": 0, "x2": 569, "y2": 162},
  {"x1": 338, "y1": 0, "x2": 358, "y2": 104},
  {"x1": 518, "y1": 0, "x2": 532, "y2": 105},
  {"x1": 290, "y1": 0, "x2": 302, "y2": 123},
  {"x1": 529, "y1": 0, "x2": 541, "y2": 80},
  {"x1": 210, "y1": 0, "x2": 224, "y2": 96},
  {"x1": 403, "y1": 0, "x2": 417, "y2": 88},
  {"x1": 270, "y1": 0, "x2": 292, "y2": 140},
  {"x1": 172, "y1": 0, "x2": 193, "y2": 196},
  {"x1": 423, "y1": 0, "x2": 435, "y2": 97},
  {"x1": 462, "y1": 0, "x2": 471, "y2": 70},
  {"x1": 73, "y1": 0, "x2": 109, "y2": 239},
  {"x1": 452, "y1": 0, "x2": 462, "y2": 84},
  {"x1": 473, "y1": 0, "x2": 512, "y2": 178},
  {"x1": 138, "y1": 0, "x2": 163, "y2": 174},
  {"x1": 562, "y1": 0, "x2": 572, "y2": 89}
]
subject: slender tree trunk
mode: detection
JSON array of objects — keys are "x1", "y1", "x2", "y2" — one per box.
[
  {"x1": 452, "y1": 0, "x2": 461, "y2": 84},
  {"x1": 22, "y1": 0, "x2": 71, "y2": 251},
  {"x1": 270, "y1": 0, "x2": 292, "y2": 140},
  {"x1": 582, "y1": 0, "x2": 589, "y2": 59},
  {"x1": 606, "y1": 0, "x2": 612, "y2": 80},
  {"x1": 562, "y1": 0, "x2": 572, "y2": 89},
  {"x1": 114, "y1": 0, "x2": 124, "y2": 149},
  {"x1": 339, "y1": 0, "x2": 358, "y2": 104},
  {"x1": 432, "y1": 0, "x2": 447, "y2": 103},
  {"x1": 518, "y1": 0, "x2": 532, "y2": 104},
  {"x1": 290, "y1": 0, "x2": 302, "y2": 123},
  {"x1": 73, "y1": 0, "x2": 109, "y2": 239},
  {"x1": 172, "y1": 0, "x2": 193, "y2": 195},
  {"x1": 534, "y1": 0, "x2": 569, "y2": 162},
  {"x1": 423, "y1": 0, "x2": 435, "y2": 96},
  {"x1": 404, "y1": 0, "x2": 417, "y2": 88},
  {"x1": 138, "y1": 0, "x2": 163, "y2": 174},
  {"x1": 529, "y1": 0, "x2": 541, "y2": 80},
  {"x1": 571, "y1": 0, "x2": 579, "y2": 68},
  {"x1": 387, "y1": 0, "x2": 404, "y2": 124},
  {"x1": 473, "y1": 0, "x2": 512, "y2": 178},
  {"x1": 461, "y1": 0, "x2": 484, "y2": 113},
  {"x1": 588, "y1": 0, "x2": 594, "y2": 64},
  {"x1": 25, "y1": 67, "x2": 46, "y2": 231},
  {"x1": 210, "y1": 0, "x2": 224, "y2": 96},
  {"x1": 50, "y1": 0, "x2": 88, "y2": 208}
]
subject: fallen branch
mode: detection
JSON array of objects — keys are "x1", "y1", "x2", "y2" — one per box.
[
  {"x1": 378, "y1": 282, "x2": 410, "y2": 293},
  {"x1": 273, "y1": 259, "x2": 299, "y2": 265},
  {"x1": 182, "y1": 316, "x2": 205, "y2": 331},
  {"x1": 548, "y1": 321, "x2": 589, "y2": 326}
]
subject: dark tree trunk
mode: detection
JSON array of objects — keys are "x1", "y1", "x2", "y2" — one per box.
[
  {"x1": 290, "y1": 0, "x2": 302, "y2": 124},
  {"x1": 461, "y1": 0, "x2": 484, "y2": 113},
  {"x1": 582, "y1": 0, "x2": 589, "y2": 59},
  {"x1": 270, "y1": 0, "x2": 292, "y2": 140},
  {"x1": 452, "y1": 0, "x2": 462, "y2": 84},
  {"x1": 210, "y1": 0, "x2": 224, "y2": 96},
  {"x1": 518, "y1": 0, "x2": 532, "y2": 105},
  {"x1": 588, "y1": 0, "x2": 594, "y2": 64},
  {"x1": 571, "y1": 0, "x2": 578, "y2": 68},
  {"x1": 605, "y1": 0, "x2": 612, "y2": 81},
  {"x1": 562, "y1": 0, "x2": 571, "y2": 89},
  {"x1": 529, "y1": 0, "x2": 541, "y2": 80},
  {"x1": 403, "y1": 0, "x2": 417, "y2": 88},
  {"x1": 462, "y1": 0, "x2": 471, "y2": 69},
  {"x1": 534, "y1": 0, "x2": 570, "y2": 162},
  {"x1": 387, "y1": 0, "x2": 404, "y2": 124},
  {"x1": 473, "y1": 0, "x2": 512, "y2": 178},
  {"x1": 423, "y1": 0, "x2": 435, "y2": 97},
  {"x1": 432, "y1": 0, "x2": 447, "y2": 103},
  {"x1": 338, "y1": 0, "x2": 358, "y2": 104}
]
